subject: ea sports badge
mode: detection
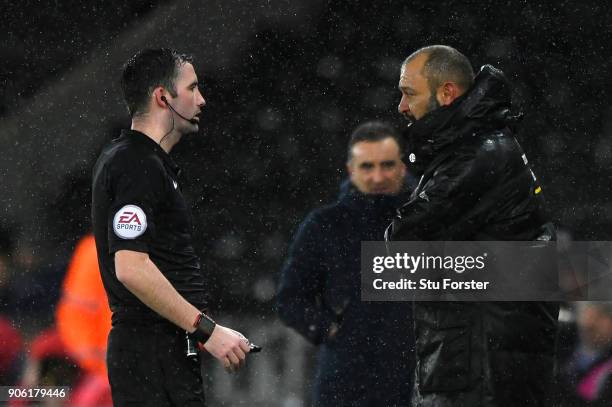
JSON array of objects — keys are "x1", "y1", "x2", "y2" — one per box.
[{"x1": 113, "y1": 205, "x2": 147, "y2": 239}]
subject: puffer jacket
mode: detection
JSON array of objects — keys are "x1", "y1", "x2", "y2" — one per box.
[{"x1": 388, "y1": 65, "x2": 559, "y2": 406}]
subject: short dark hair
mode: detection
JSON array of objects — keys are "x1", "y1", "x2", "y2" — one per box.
[
  {"x1": 121, "y1": 48, "x2": 193, "y2": 117},
  {"x1": 347, "y1": 121, "x2": 403, "y2": 161},
  {"x1": 404, "y1": 45, "x2": 474, "y2": 95}
]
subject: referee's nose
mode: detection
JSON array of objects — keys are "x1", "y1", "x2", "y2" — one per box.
[{"x1": 196, "y1": 88, "x2": 206, "y2": 109}]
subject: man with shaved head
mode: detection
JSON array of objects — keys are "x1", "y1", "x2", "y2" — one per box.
[{"x1": 387, "y1": 45, "x2": 559, "y2": 406}]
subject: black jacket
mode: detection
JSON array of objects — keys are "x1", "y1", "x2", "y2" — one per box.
[
  {"x1": 388, "y1": 65, "x2": 559, "y2": 406},
  {"x1": 277, "y1": 180, "x2": 416, "y2": 406}
]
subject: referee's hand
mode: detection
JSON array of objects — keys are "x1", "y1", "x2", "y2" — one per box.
[{"x1": 202, "y1": 325, "x2": 250, "y2": 373}]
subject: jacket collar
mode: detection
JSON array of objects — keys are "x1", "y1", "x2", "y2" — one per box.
[
  {"x1": 406, "y1": 65, "x2": 520, "y2": 167},
  {"x1": 337, "y1": 179, "x2": 412, "y2": 212}
]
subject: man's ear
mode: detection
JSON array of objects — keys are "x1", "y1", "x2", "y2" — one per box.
[
  {"x1": 154, "y1": 87, "x2": 167, "y2": 108},
  {"x1": 438, "y1": 82, "x2": 461, "y2": 106},
  {"x1": 346, "y1": 162, "x2": 353, "y2": 177}
]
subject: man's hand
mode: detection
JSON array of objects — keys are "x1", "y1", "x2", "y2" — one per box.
[{"x1": 203, "y1": 325, "x2": 250, "y2": 373}]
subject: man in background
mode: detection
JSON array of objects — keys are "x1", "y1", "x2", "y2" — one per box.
[
  {"x1": 277, "y1": 121, "x2": 416, "y2": 406},
  {"x1": 559, "y1": 302, "x2": 612, "y2": 406}
]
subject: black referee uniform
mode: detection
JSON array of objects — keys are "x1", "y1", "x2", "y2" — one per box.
[{"x1": 92, "y1": 129, "x2": 208, "y2": 406}]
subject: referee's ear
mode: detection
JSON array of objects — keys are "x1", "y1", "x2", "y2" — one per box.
[{"x1": 154, "y1": 87, "x2": 168, "y2": 109}]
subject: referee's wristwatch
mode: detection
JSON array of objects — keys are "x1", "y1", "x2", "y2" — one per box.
[{"x1": 191, "y1": 312, "x2": 216, "y2": 343}]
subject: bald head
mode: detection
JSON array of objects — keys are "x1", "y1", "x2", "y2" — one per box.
[
  {"x1": 398, "y1": 45, "x2": 474, "y2": 121},
  {"x1": 403, "y1": 45, "x2": 474, "y2": 96}
]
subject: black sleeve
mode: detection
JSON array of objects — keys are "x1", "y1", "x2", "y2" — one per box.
[
  {"x1": 276, "y1": 211, "x2": 336, "y2": 345},
  {"x1": 107, "y1": 155, "x2": 167, "y2": 254},
  {"x1": 390, "y1": 146, "x2": 499, "y2": 240}
]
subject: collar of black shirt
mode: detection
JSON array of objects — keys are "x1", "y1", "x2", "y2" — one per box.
[{"x1": 120, "y1": 129, "x2": 182, "y2": 177}]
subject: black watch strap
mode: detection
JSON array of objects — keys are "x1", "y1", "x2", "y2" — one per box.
[{"x1": 192, "y1": 312, "x2": 216, "y2": 343}]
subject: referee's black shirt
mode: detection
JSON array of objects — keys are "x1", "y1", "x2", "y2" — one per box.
[{"x1": 92, "y1": 129, "x2": 207, "y2": 325}]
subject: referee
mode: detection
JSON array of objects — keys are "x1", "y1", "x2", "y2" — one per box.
[{"x1": 92, "y1": 48, "x2": 251, "y2": 406}]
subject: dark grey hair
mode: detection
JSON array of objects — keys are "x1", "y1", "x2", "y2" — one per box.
[{"x1": 347, "y1": 121, "x2": 403, "y2": 162}]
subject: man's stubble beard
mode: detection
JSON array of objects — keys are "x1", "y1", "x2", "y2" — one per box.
[
  {"x1": 426, "y1": 91, "x2": 441, "y2": 115},
  {"x1": 403, "y1": 90, "x2": 441, "y2": 125}
]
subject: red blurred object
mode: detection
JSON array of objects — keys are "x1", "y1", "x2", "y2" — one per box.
[
  {"x1": 0, "y1": 316, "x2": 22, "y2": 377},
  {"x1": 30, "y1": 328, "x2": 68, "y2": 361}
]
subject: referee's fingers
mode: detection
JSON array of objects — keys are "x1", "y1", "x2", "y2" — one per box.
[
  {"x1": 227, "y1": 351, "x2": 240, "y2": 368},
  {"x1": 239, "y1": 338, "x2": 250, "y2": 353},
  {"x1": 223, "y1": 357, "x2": 232, "y2": 373},
  {"x1": 234, "y1": 347, "x2": 246, "y2": 365}
]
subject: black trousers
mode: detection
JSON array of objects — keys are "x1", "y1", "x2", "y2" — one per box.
[{"x1": 107, "y1": 321, "x2": 205, "y2": 406}]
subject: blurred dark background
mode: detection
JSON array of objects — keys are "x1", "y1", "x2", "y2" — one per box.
[{"x1": 0, "y1": 0, "x2": 610, "y2": 404}]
